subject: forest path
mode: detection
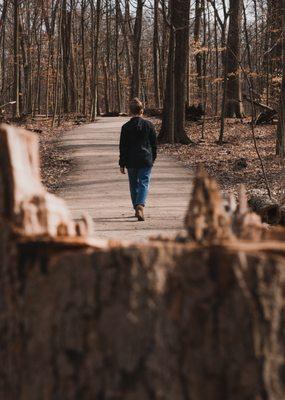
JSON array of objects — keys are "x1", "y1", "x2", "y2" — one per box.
[{"x1": 59, "y1": 117, "x2": 193, "y2": 241}]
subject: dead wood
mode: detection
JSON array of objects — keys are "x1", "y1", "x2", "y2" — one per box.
[
  {"x1": 103, "y1": 111, "x2": 120, "y2": 117},
  {"x1": 255, "y1": 109, "x2": 277, "y2": 125},
  {"x1": 248, "y1": 195, "x2": 280, "y2": 224},
  {"x1": 1, "y1": 226, "x2": 285, "y2": 399},
  {"x1": 242, "y1": 94, "x2": 278, "y2": 124},
  {"x1": 144, "y1": 107, "x2": 163, "y2": 117},
  {"x1": 185, "y1": 170, "x2": 265, "y2": 242},
  {"x1": 2, "y1": 125, "x2": 285, "y2": 399},
  {"x1": 0, "y1": 123, "x2": 91, "y2": 239},
  {"x1": 242, "y1": 93, "x2": 276, "y2": 112},
  {"x1": 184, "y1": 168, "x2": 233, "y2": 242}
]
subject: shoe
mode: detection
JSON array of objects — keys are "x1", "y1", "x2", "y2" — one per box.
[{"x1": 135, "y1": 205, "x2": 145, "y2": 221}]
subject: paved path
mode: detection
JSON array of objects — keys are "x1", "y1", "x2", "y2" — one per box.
[{"x1": 59, "y1": 117, "x2": 192, "y2": 241}]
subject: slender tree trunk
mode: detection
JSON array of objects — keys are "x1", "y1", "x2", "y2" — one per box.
[
  {"x1": 117, "y1": 0, "x2": 132, "y2": 79},
  {"x1": 0, "y1": 0, "x2": 7, "y2": 99},
  {"x1": 153, "y1": 0, "x2": 160, "y2": 108},
  {"x1": 115, "y1": 0, "x2": 121, "y2": 112},
  {"x1": 52, "y1": 5, "x2": 62, "y2": 127},
  {"x1": 81, "y1": 0, "x2": 87, "y2": 115},
  {"x1": 61, "y1": 0, "x2": 69, "y2": 113},
  {"x1": 174, "y1": 0, "x2": 191, "y2": 143},
  {"x1": 34, "y1": 17, "x2": 43, "y2": 115},
  {"x1": 130, "y1": 0, "x2": 143, "y2": 100},
  {"x1": 61, "y1": 0, "x2": 76, "y2": 114},
  {"x1": 160, "y1": 0, "x2": 168, "y2": 102},
  {"x1": 0, "y1": 2, "x2": 6, "y2": 106},
  {"x1": 214, "y1": 1, "x2": 219, "y2": 116},
  {"x1": 160, "y1": 0, "x2": 191, "y2": 144},
  {"x1": 159, "y1": 13, "x2": 175, "y2": 143},
  {"x1": 104, "y1": 0, "x2": 110, "y2": 114},
  {"x1": 225, "y1": 0, "x2": 245, "y2": 118},
  {"x1": 276, "y1": 0, "x2": 285, "y2": 156},
  {"x1": 102, "y1": 58, "x2": 109, "y2": 114},
  {"x1": 13, "y1": 0, "x2": 20, "y2": 118},
  {"x1": 90, "y1": 0, "x2": 101, "y2": 121},
  {"x1": 194, "y1": 0, "x2": 204, "y2": 108}
]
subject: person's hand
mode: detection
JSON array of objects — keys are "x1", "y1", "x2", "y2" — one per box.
[{"x1": 120, "y1": 167, "x2": 126, "y2": 174}]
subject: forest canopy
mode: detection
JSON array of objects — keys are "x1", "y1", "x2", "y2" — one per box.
[{"x1": 0, "y1": 0, "x2": 284, "y2": 150}]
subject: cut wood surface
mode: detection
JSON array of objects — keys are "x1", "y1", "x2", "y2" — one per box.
[
  {"x1": 59, "y1": 116, "x2": 193, "y2": 241},
  {"x1": 0, "y1": 124, "x2": 92, "y2": 240}
]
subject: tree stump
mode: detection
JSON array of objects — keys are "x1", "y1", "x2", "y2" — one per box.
[{"x1": 1, "y1": 125, "x2": 285, "y2": 399}]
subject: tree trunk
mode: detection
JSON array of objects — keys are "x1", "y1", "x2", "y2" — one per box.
[
  {"x1": 130, "y1": 0, "x2": 143, "y2": 100},
  {"x1": 90, "y1": 0, "x2": 101, "y2": 121},
  {"x1": 153, "y1": 0, "x2": 160, "y2": 108},
  {"x1": 81, "y1": 0, "x2": 87, "y2": 116},
  {"x1": 194, "y1": 0, "x2": 204, "y2": 108},
  {"x1": 224, "y1": 0, "x2": 244, "y2": 118},
  {"x1": 0, "y1": 0, "x2": 7, "y2": 106},
  {"x1": 52, "y1": 6, "x2": 62, "y2": 127},
  {"x1": 159, "y1": 11, "x2": 175, "y2": 143},
  {"x1": 13, "y1": 0, "x2": 20, "y2": 118},
  {"x1": 173, "y1": 0, "x2": 191, "y2": 143},
  {"x1": 61, "y1": 0, "x2": 76, "y2": 114},
  {"x1": 103, "y1": 0, "x2": 110, "y2": 114},
  {"x1": 276, "y1": 0, "x2": 285, "y2": 156},
  {"x1": 115, "y1": 0, "x2": 121, "y2": 112},
  {"x1": 160, "y1": 0, "x2": 191, "y2": 144},
  {"x1": 61, "y1": 0, "x2": 69, "y2": 113}
]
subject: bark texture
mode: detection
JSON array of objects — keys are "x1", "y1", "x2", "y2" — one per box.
[
  {"x1": 130, "y1": 0, "x2": 143, "y2": 100},
  {"x1": 1, "y1": 232, "x2": 285, "y2": 399},
  {"x1": 159, "y1": 0, "x2": 191, "y2": 144},
  {"x1": 276, "y1": 0, "x2": 285, "y2": 155},
  {"x1": 225, "y1": 0, "x2": 245, "y2": 118}
]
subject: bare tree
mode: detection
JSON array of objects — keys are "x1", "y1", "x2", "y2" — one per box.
[
  {"x1": 153, "y1": 0, "x2": 161, "y2": 107},
  {"x1": 13, "y1": 0, "x2": 20, "y2": 118},
  {"x1": 130, "y1": 0, "x2": 144, "y2": 100},
  {"x1": 224, "y1": 0, "x2": 244, "y2": 118},
  {"x1": 160, "y1": 0, "x2": 191, "y2": 144},
  {"x1": 276, "y1": 0, "x2": 285, "y2": 156}
]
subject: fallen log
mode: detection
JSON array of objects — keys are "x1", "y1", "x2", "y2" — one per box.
[
  {"x1": 144, "y1": 107, "x2": 163, "y2": 117},
  {"x1": 255, "y1": 109, "x2": 277, "y2": 125},
  {"x1": 103, "y1": 111, "x2": 120, "y2": 117},
  {"x1": 242, "y1": 94, "x2": 278, "y2": 124},
  {"x1": 242, "y1": 94, "x2": 275, "y2": 112},
  {"x1": 248, "y1": 195, "x2": 280, "y2": 224}
]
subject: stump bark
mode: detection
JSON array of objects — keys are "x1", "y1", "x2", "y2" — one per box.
[{"x1": 1, "y1": 125, "x2": 285, "y2": 399}]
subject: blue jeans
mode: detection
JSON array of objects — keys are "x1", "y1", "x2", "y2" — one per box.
[{"x1": 127, "y1": 167, "x2": 152, "y2": 208}]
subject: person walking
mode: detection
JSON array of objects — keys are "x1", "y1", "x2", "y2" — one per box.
[{"x1": 119, "y1": 98, "x2": 157, "y2": 221}]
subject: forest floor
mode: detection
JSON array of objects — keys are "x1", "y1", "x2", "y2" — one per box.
[
  {"x1": 151, "y1": 117, "x2": 284, "y2": 201},
  {"x1": 11, "y1": 116, "x2": 83, "y2": 192},
  {"x1": 11, "y1": 114, "x2": 283, "y2": 204}
]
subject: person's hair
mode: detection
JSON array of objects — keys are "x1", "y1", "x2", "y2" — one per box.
[{"x1": 129, "y1": 98, "x2": 143, "y2": 115}]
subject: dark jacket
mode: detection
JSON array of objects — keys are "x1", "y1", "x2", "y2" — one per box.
[{"x1": 119, "y1": 117, "x2": 157, "y2": 168}]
